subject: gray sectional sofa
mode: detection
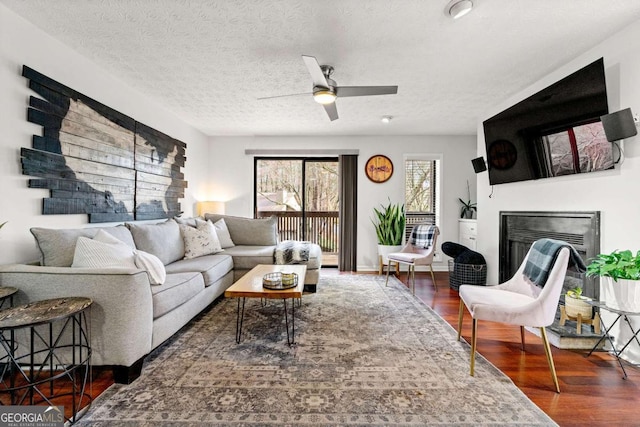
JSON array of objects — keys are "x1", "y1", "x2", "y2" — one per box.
[{"x1": 0, "y1": 215, "x2": 322, "y2": 383}]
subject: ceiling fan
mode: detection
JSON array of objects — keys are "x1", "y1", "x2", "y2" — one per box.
[{"x1": 258, "y1": 55, "x2": 398, "y2": 121}]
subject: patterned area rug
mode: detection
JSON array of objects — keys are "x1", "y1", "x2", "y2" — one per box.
[{"x1": 78, "y1": 274, "x2": 556, "y2": 426}]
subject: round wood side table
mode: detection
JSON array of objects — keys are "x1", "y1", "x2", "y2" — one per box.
[{"x1": 0, "y1": 297, "x2": 92, "y2": 424}]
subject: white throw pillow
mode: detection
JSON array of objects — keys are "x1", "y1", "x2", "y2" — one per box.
[
  {"x1": 72, "y1": 230, "x2": 166, "y2": 285},
  {"x1": 213, "y1": 218, "x2": 235, "y2": 248},
  {"x1": 134, "y1": 250, "x2": 166, "y2": 285},
  {"x1": 72, "y1": 234, "x2": 137, "y2": 269},
  {"x1": 180, "y1": 221, "x2": 223, "y2": 259},
  {"x1": 93, "y1": 229, "x2": 129, "y2": 246}
]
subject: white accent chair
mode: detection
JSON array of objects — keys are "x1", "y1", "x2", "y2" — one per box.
[
  {"x1": 456, "y1": 245, "x2": 570, "y2": 393},
  {"x1": 385, "y1": 225, "x2": 439, "y2": 294}
]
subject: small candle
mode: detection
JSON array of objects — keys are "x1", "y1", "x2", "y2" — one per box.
[{"x1": 282, "y1": 272, "x2": 295, "y2": 285}]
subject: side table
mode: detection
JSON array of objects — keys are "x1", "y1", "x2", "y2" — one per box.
[
  {"x1": 0, "y1": 287, "x2": 17, "y2": 310},
  {"x1": 0, "y1": 297, "x2": 92, "y2": 424},
  {"x1": 586, "y1": 301, "x2": 640, "y2": 379}
]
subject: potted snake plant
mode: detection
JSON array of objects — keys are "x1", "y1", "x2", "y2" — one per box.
[{"x1": 372, "y1": 200, "x2": 406, "y2": 267}]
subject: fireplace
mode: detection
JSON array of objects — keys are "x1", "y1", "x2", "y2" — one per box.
[{"x1": 499, "y1": 211, "x2": 602, "y2": 348}]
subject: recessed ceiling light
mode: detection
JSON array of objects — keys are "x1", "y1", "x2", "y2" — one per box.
[
  {"x1": 381, "y1": 116, "x2": 392, "y2": 124},
  {"x1": 445, "y1": 0, "x2": 473, "y2": 19}
]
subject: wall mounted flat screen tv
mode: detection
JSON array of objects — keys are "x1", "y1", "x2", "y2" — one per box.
[{"x1": 483, "y1": 58, "x2": 611, "y2": 185}]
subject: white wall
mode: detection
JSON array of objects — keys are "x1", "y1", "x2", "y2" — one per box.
[
  {"x1": 0, "y1": 4, "x2": 210, "y2": 264},
  {"x1": 208, "y1": 135, "x2": 477, "y2": 271},
  {"x1": 477, "y1": 19, "x2": 640, "y2": 362}
]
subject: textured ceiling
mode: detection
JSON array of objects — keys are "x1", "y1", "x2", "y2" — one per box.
[{"x1": 3, "y1": 0, "x2": 640, "y2": 137}]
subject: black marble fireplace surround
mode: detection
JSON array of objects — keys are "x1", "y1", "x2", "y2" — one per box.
[{"x1": 499, "y1": 211, "x2": 602, "y2": 347}]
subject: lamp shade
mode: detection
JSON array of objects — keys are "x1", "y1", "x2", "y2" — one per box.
[{"x1": 197, "y1": 201, "x2": 225, "y2": 216}]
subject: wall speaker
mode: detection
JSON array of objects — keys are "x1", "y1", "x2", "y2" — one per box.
[
  {"x1": 471, "y1": 157, "x2": 487, "y2": 173},
  {"x1": 600, "y1": 108, "x2": 637, "y2": 142}
]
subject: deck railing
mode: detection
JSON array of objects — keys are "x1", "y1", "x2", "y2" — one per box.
[{"x1": 257, "y1": 210, "x2": 339, "y2": 253}]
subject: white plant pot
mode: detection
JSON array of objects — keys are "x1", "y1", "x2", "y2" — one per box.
[
  {"x1": 378, "y1": 244, "x2": 403, "y2": 264},
  {"x1": 602, "y1": 277, "x2": 640, "y2": 312}
]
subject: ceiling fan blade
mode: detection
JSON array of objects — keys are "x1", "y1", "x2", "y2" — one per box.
[
  {"x1": 336, "y1": 86, "x2": 398, "y2": 97},
  {"x1": 257, "y1": 92, "x2": 311, "y2": 101},
  {"x1": 323, "y1": 102, "x2": 339, "y2": 121},
  {"x1": 302, "y1": 55, "x2": 329, "y2": 88}
]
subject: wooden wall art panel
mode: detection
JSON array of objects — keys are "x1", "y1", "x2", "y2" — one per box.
[{"x1": 21, "y1": 66, "x2": 187, "y2": 223}]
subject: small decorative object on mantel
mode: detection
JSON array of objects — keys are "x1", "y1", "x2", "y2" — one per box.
[
  {"x1": 586, "y1": 249, "x2": 640, "y2": 312},
  {"x1": 560, "y1": 286, "x2": 600, "y2": 334},
  {"x1": 365, "y1": 155, "x2": 393, "y2": 183}
]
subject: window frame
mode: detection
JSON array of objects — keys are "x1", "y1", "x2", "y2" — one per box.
[{"x1": 403, "y1": 153, "x2": 442, "y2": 261}]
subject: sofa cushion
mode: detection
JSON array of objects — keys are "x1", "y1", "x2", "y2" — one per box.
[
  {"x1": 180, "y1": 220, "x2": 223, "y2": 259},
  {"x1": 126, "y1": 219, "x2": 184, "y2": 265},
  {"x1": 151, "y1": 271, "x2": 204, "y2": 319},
  {"x1": 165, "y1": 254, "x2": 233, "y2": 287},
  {"x1": 31, "y1": 225, "x2": 135, "y2": 267},
  {"x1": 205, "y1": 214, "x2": 278, "y2": 246},
  {"x1": 221, "y1": 245, "x2": 276, "y2": 270}
]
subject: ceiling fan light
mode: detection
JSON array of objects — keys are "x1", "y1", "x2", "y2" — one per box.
[
  {"x1": 313, "y1": 90, "x2": 337, "y2": 104},
  {"x1": 447, "y1": 0, "x2": 473, "y2": 19}
]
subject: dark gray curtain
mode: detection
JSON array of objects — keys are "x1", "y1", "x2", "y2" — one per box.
[{"x1": 339, "y1": 154, "x2": 358, "y2": 271}]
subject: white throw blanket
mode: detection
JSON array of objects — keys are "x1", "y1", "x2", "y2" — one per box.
[{"x1": 275, "y1": 240, "x2": 311, "y2": 265}]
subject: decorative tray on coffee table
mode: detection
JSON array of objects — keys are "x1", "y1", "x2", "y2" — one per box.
[{"x1": 262, "y1": 272, "x2": 298, "y2": 290}]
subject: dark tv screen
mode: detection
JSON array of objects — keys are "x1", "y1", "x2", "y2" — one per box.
[{"x1": 483, "y1": 58, "x2": 611, "y2": 185}]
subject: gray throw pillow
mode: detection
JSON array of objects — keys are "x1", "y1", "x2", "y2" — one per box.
[
  {"x1": 31, "y1": 225, "x2": 135, "y2": 267},
  {"x1": 204, "y1": 214, "x2": 278, "y2": 246},
  {"x1": 174, "y1": 216, "x2": 203, "y2": 227},
  {"x1": 126, "y1": 219, "x2": 184, "y2": 265}
]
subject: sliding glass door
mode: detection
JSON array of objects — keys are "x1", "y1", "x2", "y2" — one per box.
[{"x1": 255, "y1": 157, "x2": 338, "y2": 266}]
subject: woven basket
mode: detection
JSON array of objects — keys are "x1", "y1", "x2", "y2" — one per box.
[{"x1": 565, "y1": 295, "x2": 593, "y2": 319}]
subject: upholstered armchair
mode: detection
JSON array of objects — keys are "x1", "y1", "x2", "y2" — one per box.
[
  {"x1": 456, "y1": 240, "x2": 581, "y2": 393},
  {"x1": 385, "y1": 224, "x2": 439, "y2": 294}
]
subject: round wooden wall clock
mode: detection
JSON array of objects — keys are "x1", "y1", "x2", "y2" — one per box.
[{"x1": 365, "y1": 154, "x2": 394, "y2": 183}]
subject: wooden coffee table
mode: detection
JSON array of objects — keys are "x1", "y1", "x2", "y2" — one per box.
[{"x1": 225, "y1": 264, "x2": 307, "y2": 345}]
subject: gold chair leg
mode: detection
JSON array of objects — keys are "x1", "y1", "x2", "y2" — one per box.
[
  {"x1": 540, "y1": 327, "x2": 560, "y2": 393},
  {"x1": 457, "y1": 299, "x2": 464, "y2": 341},
  {"x1": 410, "y1": 265, "x2": 415, "y2": 294},
  {"x1": 385, "y1": 260, "x2": 392, "y2": 286},
  {"x1": 429, "y1": 264, "x2": 437, "y2": 292},
  {"x1": 470, "y1": 318, "x2": 477, "y2": 376},
  {"x1": 520, "y1": 326, "x2": 525, "y2": 351}
]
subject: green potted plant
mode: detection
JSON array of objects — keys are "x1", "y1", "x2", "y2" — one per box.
[
  {"x1": 458, "y1": 180, "x2": 476, "y2": 219},
  {"x1": 586, "y1": 249, "x2": 640, "y2": 312},
  {"x1": 371, "y1": 199, "x2": 406, "y2": 269},
  {"x1": 564, "y1": 286, "x2": 592, "y2": 319}
]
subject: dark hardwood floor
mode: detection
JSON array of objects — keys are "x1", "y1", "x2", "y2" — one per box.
[
  {"x1": 7, "y1": 269, "x2": 639, "y2": 425},
  {"x1": 404, "y1": 270, "x2": 640, "y2": 427}
]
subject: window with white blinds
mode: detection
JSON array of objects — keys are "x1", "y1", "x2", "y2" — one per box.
[{"x1": 404, "y1": 155, "x2": 441, "y2": 242}]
